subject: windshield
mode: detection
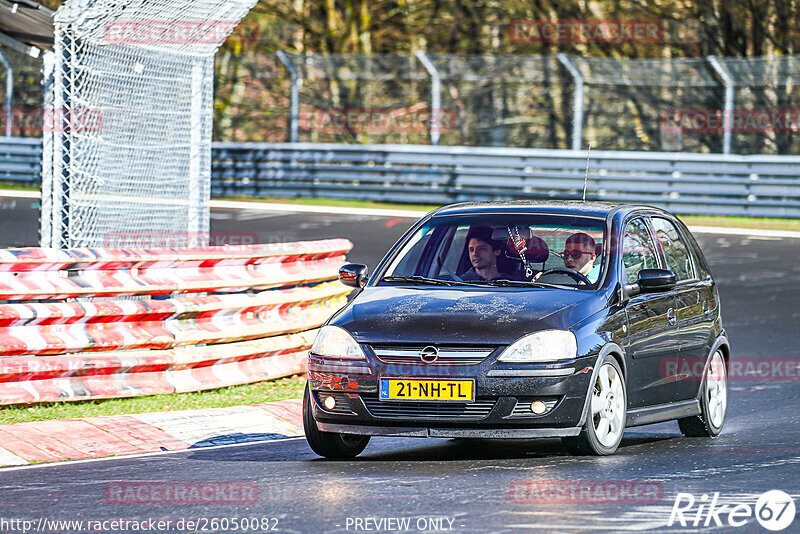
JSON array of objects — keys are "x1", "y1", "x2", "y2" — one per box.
[{"x1": 381, "y1": 213, "x2": 606, "y2": 289}]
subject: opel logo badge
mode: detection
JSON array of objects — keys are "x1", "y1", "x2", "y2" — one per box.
[{"x1": 419, "y1": 346, "x2": 439, "y2": 364}]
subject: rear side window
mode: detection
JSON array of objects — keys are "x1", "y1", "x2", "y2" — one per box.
[
  {"x1": 676, "y1": 219, "x2": 712, "y2": 278},
  {"x1": 622, "y1": 218, "x2": 659, "y2": 283},
  {"x1": 651, "y1": 217, "x2": 695, "y2": 281}
]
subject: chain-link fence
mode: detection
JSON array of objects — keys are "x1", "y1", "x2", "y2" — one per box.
[
  {"x1": 244, "y1": 52, "x2": 800, "y2": 155},
  {"x1": 3, "y1": 46, "x2": 800, "y2": 155},
  {"x1": 39, "y1": 0, "x2": 256, "y2": 249}
]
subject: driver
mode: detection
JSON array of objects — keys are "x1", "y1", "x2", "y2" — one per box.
[{"x1": 460, "y1": 227, "x2": 508, "y2": 281}]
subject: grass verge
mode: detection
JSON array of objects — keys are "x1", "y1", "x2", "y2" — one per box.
[
  {"x1": 677, "y1": 214, "x2": 800, "y2": 231},
  {"x1": 0, "y1": 375, "x2": 307, "y2": 425},
  {"x1": 0, "y1": 182, "x2": 38, "y2": 192}
]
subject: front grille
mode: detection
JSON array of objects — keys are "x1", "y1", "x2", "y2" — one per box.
[
  {"x1": 371, "y1": 346, "x2": 494, "y2": 366},
  {"x1": 509, "y1": 398, "x2": 559, "y2": 418},
  {"x1": 314, "y1": 390, "x2": 356, "y2": 415},
  {"x1": 361, "y1": 396, "x2": 496, "y2": 420}
]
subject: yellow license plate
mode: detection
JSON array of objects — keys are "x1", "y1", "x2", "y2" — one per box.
[{"x1": 379, "y1": 378, "x2": 475, "y2": 402}]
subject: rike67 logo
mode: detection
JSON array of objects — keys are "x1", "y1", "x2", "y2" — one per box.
[{"x1": 669, "y1": 490, "x2": 795, "y2": 531}]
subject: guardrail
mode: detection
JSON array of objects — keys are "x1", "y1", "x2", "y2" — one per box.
[
  {"x1": 0, "y1": 137, "x2": 41, "y2": 186},
  {"x1": 212, "y1": 143, "x2": 800, "y2": 218},
  {"x1": 3, "y1": 137, "x2": 800, "y2": 217},
  {"x1": 0, "y1": 240, "x2": 352, "y2": 405}
]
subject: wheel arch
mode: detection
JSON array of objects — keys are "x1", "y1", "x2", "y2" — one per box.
[{"x1": 577, "y1": 342, "x2": 626, "y2": 427}]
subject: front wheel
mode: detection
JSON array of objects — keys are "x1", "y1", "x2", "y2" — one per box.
[
  {"x1": 563, "y1": 358, "x2": 627, "y2": 456},
  {"x1": 678, "y1": 350, "x2": 727, "y2": 437},
  {"x1": 303, "y1": 384, "x2": 370, "y2": 458}
]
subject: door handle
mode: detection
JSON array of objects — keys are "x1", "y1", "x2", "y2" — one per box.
[
  {"x1": 702, "y1": 300, "x2": 709, "y2": 316},
  {"x1": 667, "y1": 308, "x2": 676, "y2": 326}
]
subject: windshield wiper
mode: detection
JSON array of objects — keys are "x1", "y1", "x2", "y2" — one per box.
[
  {"x1": 382, "y1": 275, "x2": 478, "y2": 287},
  {"x1": 474, "y1": 279, "x2": 563, "y2": 288}
]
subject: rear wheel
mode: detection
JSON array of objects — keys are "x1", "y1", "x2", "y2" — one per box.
[
  {"x1": 679, "y1": 350, "x2": 727, "y2": 437},
  {"x1": 303, "y1": 384, "x2": 370, "y2": 458},
  {"x1": 563, "y1": 358, "x2": 626, "y2": 456}
]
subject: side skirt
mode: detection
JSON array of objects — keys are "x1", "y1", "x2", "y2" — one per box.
[{"x1": 625, "y1": 399, "x2": 701, "y2": 427}]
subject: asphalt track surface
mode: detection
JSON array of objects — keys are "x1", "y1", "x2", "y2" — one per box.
[{"x1": 1, "y1": 200, "x2": 799, "y2": 533}]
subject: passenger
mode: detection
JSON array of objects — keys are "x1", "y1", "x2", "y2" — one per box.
[
  {"x1": 533, "y1": 231, "x2": 599, "y2": 283},
  {"x1": 460, "y1": 226, "x2": 509, "y2": 281},
  {"x1": 561, "y1": 232, "x2": 600, "y2": 283}
]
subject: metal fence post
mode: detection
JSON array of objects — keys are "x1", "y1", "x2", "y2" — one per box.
[
  {"x1": 414, "y1": 51, "x2": 441, "y2": 145},
  {"x1": 707, "y1": 56, "x2": 734, "y2": 155},
  {"x1": 276, "y1": 51, "x2": 300, "y2": 143},
  {"x1": 557, "y1": 54, "x2": 584, "y2": 151},
  {"x1": 0, "y1": 50, "x2": 13, "y2": 137},
  {"x1": 40, "y1": 52, "x2": 55, "y2": 247},
  {"x1": 55, "y1": 30, "x2": 73, "y2": 249},
  {"x1": 188, "y1": 56, "x2": 207, "y2": 244}
]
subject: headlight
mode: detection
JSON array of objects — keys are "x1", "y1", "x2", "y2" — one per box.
[
  {"x1": 310, "y1": 325, "x2": 367, "y2": 361},
  {"x1": 497, "y1": 330, "x2": 577, "y2": 363}
]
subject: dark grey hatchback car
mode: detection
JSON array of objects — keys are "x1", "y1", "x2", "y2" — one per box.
[{"x1": 304, "y1": 201, "x2": 730, "y2": 457}]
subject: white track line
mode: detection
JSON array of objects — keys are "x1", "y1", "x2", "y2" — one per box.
[
  {"x1": 3, "y1": 189, "x2": 799, "y2": 239},
  {"x1": 0, "y1": 189, "x2": 39, "y2": 199},
  {"x1": 209, "y1": 199, "x2": 431, "y2": 218}
]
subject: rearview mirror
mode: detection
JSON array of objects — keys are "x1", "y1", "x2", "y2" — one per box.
[
  {"x1": 638, "y1": 269, "x2": 677, "y2": 291},
  {"x1": 339, "y1": 263, "x2": 368, "y2": 288}
]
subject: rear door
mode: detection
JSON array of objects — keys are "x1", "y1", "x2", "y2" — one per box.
[
  {"x1": 652, "y1": 216, "x2": 715, "y2": 401},
  {"x1": 621, "y1": 217, "x2": 681, "y2": 408}
]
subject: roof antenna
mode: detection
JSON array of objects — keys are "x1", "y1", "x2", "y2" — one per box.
[{"x1": 582, "y1": 143, "x2": 592, "y2": 202}]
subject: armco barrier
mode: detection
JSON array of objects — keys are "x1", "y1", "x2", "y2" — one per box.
[
  {"x1": 211, "y1": 143, "x2": 800, "y2": 218},
  {"x1": 0, "y1": 240, "x2": 353, "y2": 405},
  {"x1": 0, "y1": 137, "x2": 41, "y2": 186},
  {"x1": 6, "y1": 137, "x2": 800, "y2": 217}
]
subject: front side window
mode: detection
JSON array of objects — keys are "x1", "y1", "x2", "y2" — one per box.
[
  {"x1": 622, "y1": 218, "x2": 659, "y2": 283},
  {"x1": 381, "y1": 213, "x2": 606, "y2": 289},
  {"x1": 651, "y1": 217, "x2": 695, "y2": 281}
]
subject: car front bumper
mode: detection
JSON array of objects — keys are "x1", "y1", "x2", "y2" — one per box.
[{"x1": 307, "y1": 352, "x2": 598, "y2": 438}]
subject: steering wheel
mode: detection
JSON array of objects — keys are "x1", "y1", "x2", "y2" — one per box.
[{"x1": 536, "y1": 268, "x2": 591, "y2": 285}]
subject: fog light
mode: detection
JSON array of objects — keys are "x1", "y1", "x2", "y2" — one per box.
[
  {"x1": 323, "y1": 396, "x2": 336, "y2": 410},
  {"x1": 530, "y1": 401, "x2": 547, "y2": 415}
]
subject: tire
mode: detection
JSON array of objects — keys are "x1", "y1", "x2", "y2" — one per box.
[
  {"x1": 563, "y1": 357, "x2": 627, "y2": 456},
  {"x1": 303, "y1": 384, "x2": 370, "y2": 458},
  {"x1": 679, "y1": 350, "x2": 727, "y2": 438}
]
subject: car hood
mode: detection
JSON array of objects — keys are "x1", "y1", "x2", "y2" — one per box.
[{"x1": 330, "y1": 286, "x2": 608, "y2": 345}]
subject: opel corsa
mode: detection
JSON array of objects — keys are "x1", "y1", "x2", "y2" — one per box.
[{"x1": 304, "y1": 201, "x2": 730, "y2": 457}]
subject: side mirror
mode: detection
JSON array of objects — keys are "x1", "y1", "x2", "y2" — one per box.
[
  {"x1": 339, "y1": 263, "x2": 368, "y2": 288},
  {"x1": 638, "y1": 269, "x2": 677, "y2": 291}
]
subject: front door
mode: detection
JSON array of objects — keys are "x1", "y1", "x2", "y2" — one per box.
[{"x1": 621, "y1": 217, "x2": 681, "y2": 408}]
